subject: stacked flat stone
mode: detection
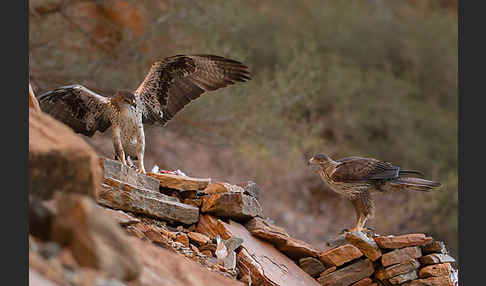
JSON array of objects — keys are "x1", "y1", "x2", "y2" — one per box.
[{"x1": 300, "y1": 232, "x2": 457, "y2": 286}]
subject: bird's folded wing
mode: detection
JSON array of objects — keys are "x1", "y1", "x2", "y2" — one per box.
[
  {"x1": 332, "y1": 157, "x2": 400, "y2": 182},
  {"x1": 134, "y1": 54, "x2": 251, "y2": 126},
  {"x1": 37, "y1": 84, "x2": 112, "y2": 136}
]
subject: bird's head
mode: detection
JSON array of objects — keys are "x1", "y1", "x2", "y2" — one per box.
[
  {"x1": 114, "y1": 90, "x2": 137, "y2": 108},
  {"x1": 308, "y1": 153, "x2": 333, "y2": 169}
]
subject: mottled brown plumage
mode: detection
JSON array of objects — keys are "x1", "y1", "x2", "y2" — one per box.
[
  {"x1": 308, "y1": 153, "x2": 442, "y2": 232},
  {"x1": 38, "y1": 55, "x2": 251, "y2": 173}
]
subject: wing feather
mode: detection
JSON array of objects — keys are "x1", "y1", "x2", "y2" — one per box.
[
  {"x1": 135, "y1": 54, "x2": 251, "y2": 125},
  {"x1": 332, "y1": 157, "x2": 400, "y2": 182},
  {"x1": 37, "y1": 84, "x2": 111, "y2": 136}
]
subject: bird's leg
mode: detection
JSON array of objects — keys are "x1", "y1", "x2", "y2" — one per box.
[
  {"x1": 136, "y1": 122, "x2": 146, "y2": 174},
  {"x1": 349, "y1": 196, "x2": 368, "y2": 233},
  {"x1": 126, "y1": 156, "x2": 135, "y2": 168},
  {"x1": 112, "y1": 125, "x2": 127, "y2": 165}
]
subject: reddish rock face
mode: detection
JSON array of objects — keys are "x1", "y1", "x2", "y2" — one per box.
[
  {"x1": 374, "y1": 234, "x2": 433, "y2": 249},
  {"x1": 319, "y1": 244, "x2": 363, "y2": 267},
  {"x1": 102, "y1": 158, "x2": 160, "y2": 192},
  {"x1": 188, "y1": 232, "x2": 211, "y2": 245},
  {"x1": 351, "y1": 277, "x2": 373, "y2": 286},
  {"x1": 97, "y1": 180, "x2": 199, "y2": 225},
  {"x1": 345, "y1": 231, "x2": 382, "y2": 261},
  {"x1": 276, "y1": 236, "x2": 322, "y2": 260},
  {"x1": 319, "y1": 266, "x2": 337, "y2": 277},
  {"x1": 127, "y1": 237, "x2": 244, "y2": 286},
  {"x1": 201, "y1": 192, "x2": 263, "y2": 221},
  {"x1": 418, "y1": 254, "x2": 456, "y2": 266},
  {"x1": 50, "y1": 193, "x2": 141, "y2": 281},
  {"x1": 317, "y1": 259, "x2": 374, "y2": 286},
  {"x1": 244, "y1": 217, "x2": 320, "y2": 259},
  {"x1": 388, "y1": 270, "x2": 418, "y2": 284},
  {"x1": 29, "y1": 109, "x2": 102, "y2": 200},
  {"x1": 418, "y1": 263, "x2": 452, "y2": 278},
  {"x1": 175, "y1": 233, "x2": 190, "y2": 248},
  {"x1": 96, "y1": 205, "x2": 140, "y2": 226},
  {"x1": 204, "y1": 182, "x2": 229, "y2": 194},
  {"x1": 402, "y1": 276, "x2": 455, "y2": 286},
  {"x1": 374, "y1": 259, "x2": 420, "y2": 281},
  {"x1": 421, "y1": 241, "x2": 447, "y2": 254},
  {"x1": 244, "y1": 217, "x2": 290, "y2": 246},
  {"x1": 146, "y1": 172, "x2": 210, "y2": 191},
  {"x1": 299, "y1": 257, "x2": 327, "y2": 277},
  {"x1": 196, "y1": 216, "x2": 321, "y2": 286},
  {"x1": 381, "y1": 246, "x2": 422, "y2": 267}
]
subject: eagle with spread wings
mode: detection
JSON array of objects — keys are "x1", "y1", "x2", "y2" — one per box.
[
  {"x1": 308, "y1": 154, "x2": 442, "y2": 232},
  {"x1": 38, "y1": 55, "x2": 251, "y2": 174}
]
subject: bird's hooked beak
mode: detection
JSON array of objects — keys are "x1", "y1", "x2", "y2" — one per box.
[{"x1": 308, "y1": 157, "x2": 315, "y2": 167}]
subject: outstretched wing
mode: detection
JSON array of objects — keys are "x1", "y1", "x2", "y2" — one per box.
[
  {"x1": 38, "y1": 84, "x2": 112, "y2": 136},
  {"x1": 134, "y1": 54, "x2": 251, "y2": 126},
  {"x1": 331, "y1": 157, "x2": 400, "y2": 182}
]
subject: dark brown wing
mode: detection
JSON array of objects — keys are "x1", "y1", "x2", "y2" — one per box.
[
  {"x1": 331, "y1": 157, "x2": 400, "y2": 182},
  {"x1": 38, "y1": 84, "x2": 111, "y2": 136},
  {"x1": 134, "y1": 54, "x2": 251, "y2": 126}
]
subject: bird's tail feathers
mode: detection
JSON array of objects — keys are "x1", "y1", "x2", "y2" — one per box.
[
  {"x1": 399, "y1": 169, "x2": 424, "y2": 177},
  {"x1": 383, "y1": 177, "x2": 442, "y2": 192}
]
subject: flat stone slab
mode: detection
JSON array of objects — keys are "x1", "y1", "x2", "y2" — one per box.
[
  {"x1": 97, "y1": 180, "x2": 199, "y2": 225},
  {"x1": 51, "y1": 193, "x2": 141, "y2": 281},
  {"x1": 375, "y1": 259, "x2": 420, "y2": 281},
  {"x1": 388, "y1": 270, "x2": 418, "y2": 285},
  {"x1": 319, "y1": 266, "x2": 337, "y2": 277},
  {"x1": 317, "y1": 259, "x2": 374, "y2": 286},
  {"x1": 419, "y1": 263, "x2": 452, "y2": 278},
  {"x1": 299, "y1": 257, "x2": 326, "y2": 277},
  {"x1": 345, "y1": 231, "x2": 382, "y2": 262},
  {"x1": 196, "y1": 216, "x2": 321, "y2": 286},
  {"x1": 421, "y1": 241, "x2": 447, "y2": 254},
  {"x1": 96, "y1": 205, "x2": 140, "y2": 226},
  {"x1": 276, "y1": 236, "x2": 321, "y2": 260},
  {"x1": 381, "y1": 246, "x2": 422, "y2": 267},
  {"x1": 101, "y1": 158, "x2": 160, "y2": 192},
  {"x1": 374, "y1": 234, "x2": 433, "y2": 249},
  {"x1": 418, "y1": 253, "x2": 455, "y2": 266},
  {"x1": 244, "y1": 218, "x2": 320, "y2": 259},
  {"x1": 196, "y1": 214, "x2": 230, "y2": 240},
  {"x1": 188, "y1": 232, "x2": 211, "y2": 245},
  {"x1": 203, "y1": 183, "x2": 230, "y2": 194},
  {"x1": 245, "y1": 217, "x2": 290, "y2": 246},
  {"x1": 351, "y1": 278, "x2": 373, "y2": 286},
  {"x1": 103, "y1": 177, "x2": 179, "y2": 202},
  {"x1": 30, "y1": 110, "x2": 102, "y2": 200},
  {"x1": 402, "y1": 276, "x2": 455, "y2": 286},
  {"x1": 319, "y1": 244, "x2": 363, "y2": 267},
  {"x1": 146, "y1": 172, "x2": 210, "y2": 191},
  {"x1": 201, "y1": 192, "x2": 262, "y2": 221}
]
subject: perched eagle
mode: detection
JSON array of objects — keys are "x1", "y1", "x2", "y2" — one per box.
[
  {"x1": 38, "y1": 55, "x2": 251, "y2": 174},
  {"x1": 308, "y1": 154, "x2": 442, "y2": 232}
]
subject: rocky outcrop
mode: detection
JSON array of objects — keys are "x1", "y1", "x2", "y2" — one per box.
[
  {"x1": 29, "y1": 151, "x2": 459, "y2": 286},
  {"x1": 29, "y1": 109, "x2": 102, "y2": 200},
  {"x1": 51, "y1": 192, "x2": 141, "y2": 281},
  {"x1": 201, "y1": 192, "x2": 263, "y2": 221},
  {"x1": 102, "y1": 158, "x2": 160, "y2": 192},
  {"x1": 98, "y1": 177, "x2": 199, "y2": 225}
]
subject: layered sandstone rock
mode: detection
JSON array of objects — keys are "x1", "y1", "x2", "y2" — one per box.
[
  {"x1": 29, "y1": 146, "x2": 458, "y2": 286},
  {"x1": 29, "y1": 109, "x2": 102, "y2": 200}
]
